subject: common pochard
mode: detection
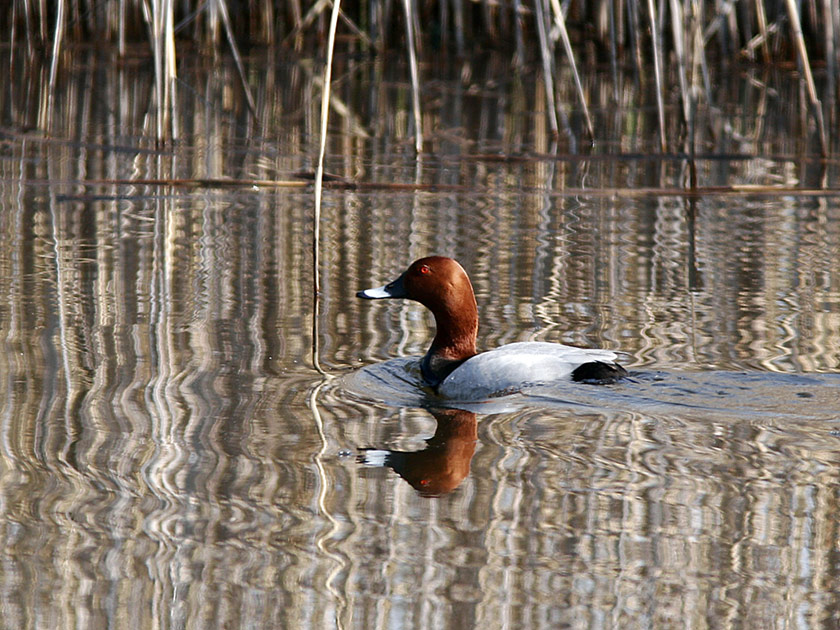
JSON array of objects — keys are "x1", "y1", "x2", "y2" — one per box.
[{"x1": 357, "y1": 256, "x2": 627, "y2": 400}]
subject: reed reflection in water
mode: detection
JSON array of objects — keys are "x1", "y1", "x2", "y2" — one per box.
[{"x1": 0, "y1": 50, "x2": 839, "y2": 629}]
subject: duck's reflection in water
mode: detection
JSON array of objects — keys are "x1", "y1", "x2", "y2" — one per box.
[{"x1": 359, "y1": 407, "x2": 477, "y2": 497}]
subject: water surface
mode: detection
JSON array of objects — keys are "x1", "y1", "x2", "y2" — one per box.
[{"x1": 0, "y1": 49, "x2": 839, "y2": 629}]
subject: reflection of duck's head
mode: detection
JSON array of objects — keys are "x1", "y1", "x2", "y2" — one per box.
[
  {"x1": 359, "y1": 407, "x2": 478, "y2": 497},
  {"x1": 357, "y1": 256, "x2": 626, "y2": 400}
]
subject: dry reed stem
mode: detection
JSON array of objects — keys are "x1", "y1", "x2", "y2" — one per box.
[
  {"x1": 312, "y1": 0, "x2": 343, "y2": 375},
  {"x1": 548, "y1": 0, "x2": 594, "y2": 142},
  {"x1": 785, "y1": 0, "x2": 828, "y2": 155},
  {"x1": 669, "y1": 0, "x2": 690, "y2": 128},
  {"x1": 646, "y1": 0, "x2": 667, "y2": 151},
  {"x1": 534, "y1": 0, "x2": 559, "y2": 136},
  {"x1": 402, "y1": 0, "x2": 423, "y2": 152},
  {"x1": 217, "y1": 0, "x2": 257, "y2": 115}
]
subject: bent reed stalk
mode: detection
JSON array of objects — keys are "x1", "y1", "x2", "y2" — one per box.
[{"x1": 4, "y1": 0, "x2": 836, "y2": 149}]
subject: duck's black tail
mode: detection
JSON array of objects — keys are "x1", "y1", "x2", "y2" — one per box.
[{"x1": 571, "y1": 361, "x2": 628, "y2": 384}]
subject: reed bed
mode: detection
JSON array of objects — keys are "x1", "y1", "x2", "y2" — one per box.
[{"x1": 3, "y1": 0, "x2": 837, "y2": 151}]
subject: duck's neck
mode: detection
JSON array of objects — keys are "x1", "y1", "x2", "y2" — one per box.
[{"x1": 421, "y1": 303, "x2": 478, "y2": 388}]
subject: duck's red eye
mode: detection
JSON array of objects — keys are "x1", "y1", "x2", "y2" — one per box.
[{"x1": 419, "y1": 265, "x2": 431, "y2": 274}]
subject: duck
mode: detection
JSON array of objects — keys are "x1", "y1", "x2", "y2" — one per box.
[{"x1": 357, "y1": 256, "x2": 627, "y2": 400}]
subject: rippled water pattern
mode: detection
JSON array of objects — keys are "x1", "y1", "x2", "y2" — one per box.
[{"x1": 0, "y1": 51, "x2": 839, "y2": 629}]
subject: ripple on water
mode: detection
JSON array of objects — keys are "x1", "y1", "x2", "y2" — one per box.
[{"x1": 341, "y1": 357, "x2": 840, "y2": 424}]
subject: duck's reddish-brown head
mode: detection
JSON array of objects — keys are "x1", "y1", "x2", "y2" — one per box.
[
  {"x1": 357, "y1": 256, "x2": 479, "y2": 386},
  {"x1": 357, "y1": 257, "x2": 473, "y2": 312}
]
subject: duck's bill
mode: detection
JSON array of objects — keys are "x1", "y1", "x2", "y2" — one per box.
[
  {"x1": 356, "y1": 273, "x2": 407, "y2": 299},
  {"x1": 356, "y1": 285, "x2": 392, "y2": 299}
]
